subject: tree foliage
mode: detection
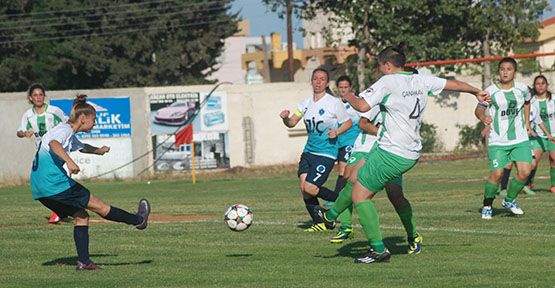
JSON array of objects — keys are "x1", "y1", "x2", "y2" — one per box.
[
  {"x1": 0, "y1": 0, "x2": 238, "y2": 91},
  {"x1": 300, "y1": 0, "x2": 549, "y2": 87}
]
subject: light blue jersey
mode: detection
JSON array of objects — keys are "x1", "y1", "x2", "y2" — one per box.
[
  {"x1": 30, "y1": 123, "x2": 84, "y2": 199},
  {"x1": 338, "y1": 102, "x2": 361, "y2": 148},
  {"x1": 295, "y1": 93, "x2": 350, "y2": 159}
]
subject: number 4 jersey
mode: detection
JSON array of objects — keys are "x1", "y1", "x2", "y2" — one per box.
[
  {"x1": 295, "y1": 93, "x2": 350, "y2": 159},
  {"x1": 359, "y1": 72, "x2": 446, "y2": 160}
]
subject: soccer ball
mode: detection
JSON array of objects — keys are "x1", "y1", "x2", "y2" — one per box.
[{"x1": 224, "y1": 204, "x2": 253, "y2": 232}]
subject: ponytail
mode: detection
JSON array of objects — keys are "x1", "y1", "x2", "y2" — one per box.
[{"x1": 68, "y1": 94, "x2": 96, "y2": 123}]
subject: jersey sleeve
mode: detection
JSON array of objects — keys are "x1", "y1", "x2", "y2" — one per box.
[
  {"x1": 295, "y1": 99, "x2": 308, "y2": 118},
  {"x1": 334, "y1": 100, "x2": 350, "y2": 124},
  {"x1": 18, "y1": 111, "x2": 29, "y2": 132},
  {"x1": 359, "y1": 79, "x2": 388, "y2": 108},
  {"x1": 69, "y1": 136, "x2": 85, "y2": 152},
  {"x1": 423, "y1": 76, "x2": 447, "y2": 96}
]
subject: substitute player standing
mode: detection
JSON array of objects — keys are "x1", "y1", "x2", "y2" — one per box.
[
  {"x1": 316, "y1": 43, "x2": 489, "y2": 263},
  {"x1": 17, "y1": 83, "x2": 67, "y2": 224},
  {"x1": 280, "y1": 68, "x2": 352, "y2": 232}
]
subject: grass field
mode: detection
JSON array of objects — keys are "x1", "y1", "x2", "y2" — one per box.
[{"x1": 1, "y1": 158, "x2": 554, "y2": 287}]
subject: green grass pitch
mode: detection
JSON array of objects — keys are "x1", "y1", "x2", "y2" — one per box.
[{"x1": 1, "y1": 158, "x2": 554, "y2": 287}]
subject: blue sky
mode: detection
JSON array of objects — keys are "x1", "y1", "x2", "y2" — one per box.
[
  {"x1": 231, "y1": 0, "x2": 555, "y2": 50},
  {"x1": 231, "y1": 0, "x2": 304, "y2": 48}
]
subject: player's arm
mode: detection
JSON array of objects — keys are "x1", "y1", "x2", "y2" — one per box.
[
  {"x1": 80, "y1": 144, "x2": 110, "y2": 155},
  {"x1": 343, "y1": 91, "x2": 371, "y2": 112},
  {"x1": 445, "y1": 80, "x2": 490, "y2": 105},
  {"x1": 523, "y1": 101, "x2": 535, "y2": 137},
  {"x1": 49, "y1": 140, "x2": 80, "y2": 176},
  {"x1": 17, "y1": 115, "x2": 33, "y2": 138},
  {"x1": 358, "y1": 117, "x2": 379, "y2": 136},
  {"x1": 328, "y1": 119, "x2": 353, "y2": 139},
  {"x1": 280, "y1": 109, "x2": 302, "y2": 128},
  {"x1": 537, "y1": 122, "x2": 555, "y2": 142}
]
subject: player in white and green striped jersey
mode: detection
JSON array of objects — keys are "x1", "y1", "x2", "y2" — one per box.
[
  {"x1": 530, "y1": 75, "x2": 555, "y2": 193},
  {"x1": 475, "y1": 58, "x2": 553, "y2": 219}
]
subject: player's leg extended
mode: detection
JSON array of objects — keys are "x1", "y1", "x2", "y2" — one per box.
[
  {"x1": 325, "y1": 156, "x2": 366, "y2": 221},
  {"x1": 330, "y1": 156, "x2": 361, "y2": 243},
  {"x1": 87, "y1": 193, "x2": 150, "y2": 229}
]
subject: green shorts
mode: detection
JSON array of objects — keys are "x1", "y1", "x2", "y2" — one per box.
[
  {"x1": 347, "y1": 152, "x2": 367, "y2": 167},
  {"x1": 488, "y1": 141, "x2": 533, "y2": 170},
  {"x1": 530, "y1": 136, "x2": 555, "y2": 151},
  {"x1": 357, "y1": 146, "x2": 417, "y2": 193}
]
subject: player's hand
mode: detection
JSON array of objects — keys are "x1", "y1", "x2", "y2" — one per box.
[
  {"x1": 480, "y1": 115, "x2": 492, "y2": 126},
  {"x1": 548, "y1": 136, "x2": 555, "y2": 143},
  {"x1": 279, "y1": 110, "x2": 290, "y2": 119},
  {"x1": 96, "y1": 146, "x2": 110, "y2": 155},
  {"x1": 25, "y1": 129, "x2": 34, "y2": 137},
  {"x1": 476, "y1": 91, "x2": 491, "y2": 106},
  {"x1": 480, "y1": 125, "x2": 490, "y2": 138},
  {"x1": 67, "y1": 161, "x2": 80, "y2": 176},
  {"x1": 528, "y1": 128, "x2": 537, "y2": 138},
  {"x1": 327, "y1": 128, "x2": 338, "y2": 139}
]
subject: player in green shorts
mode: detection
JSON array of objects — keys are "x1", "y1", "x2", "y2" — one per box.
[
  {"x1": 475, "y1": 58, "x2": 552, "y2": 219},
  {"x1": 315, "y1": 43, "x2": 489, "y2": 263},
  {"x1": 529, "y1": 75, "x2": 555, "y2": 193}
]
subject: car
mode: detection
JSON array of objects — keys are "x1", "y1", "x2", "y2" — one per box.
[{"x1": 154, "y1": 101, "x2": 196, "y2": 126}]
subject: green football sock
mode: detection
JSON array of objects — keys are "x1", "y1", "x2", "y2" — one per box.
[
  {"x1": 506, "y1": 178, "x2": 525, "y2": 202},
  {"x1": 551, "y1": 168, "x2": 555, "y2": 187},
  {"x1": 338, "y1": 206, "x2": 352, "y2": 228},
  {"x1": 354, "y1": 201, "x2": 384, "y2": 253},
  {"x1": 395, "y1": 204, "x2": 417, "y2": 238},
  {"x1": 484, "y1": 181, "x2": 499, "y2": 200},
  {"x1": 326, "y1": 182, "x2": 353, "y2": 220}
]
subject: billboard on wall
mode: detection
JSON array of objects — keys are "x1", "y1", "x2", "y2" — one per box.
[
  {"x1": 50, "y1": 97, "x2": 133, "y2": 179},
  {"x1": 50, "y1": 97, "x2": 132, "y2": 138},
  {"x1": 149, "y1": 92, "x2": 230, "y2": 171}
]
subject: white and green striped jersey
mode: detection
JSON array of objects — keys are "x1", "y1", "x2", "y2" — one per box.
[
  {"x1": 352, "y1": 106, "x2": 381, "y2": 153},
  {"x1": 359, "y1": 72, "x2": 446, "y2": 160},
  {"x1": 485, "y1": 82, "x2": 531, "y2": 146},
  {"x1": 532, "y1": 97, "x2": 555, "y2": 137},
  {"x1": 18, "y1": 104, "x2": 67, "y2": 147}
]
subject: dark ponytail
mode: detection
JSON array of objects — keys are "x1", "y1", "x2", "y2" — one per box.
[{"x1": 377, "y1": 42, "x2": 407, "y2": 67}]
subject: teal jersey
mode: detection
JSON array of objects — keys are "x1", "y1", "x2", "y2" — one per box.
[
  {"x1": 30, "y1": 123, "x2": 84, "y2": 199},
  {"x1": 296, "y1": 93, "x2": 350, "y2": 159},
  {"x1": 338, "y1": 102, "x2": 361, "y2": 147}
]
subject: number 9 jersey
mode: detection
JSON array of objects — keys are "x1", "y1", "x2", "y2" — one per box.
[{"x1": 359, "y1": 72, "x2": 446, "y2": 160}]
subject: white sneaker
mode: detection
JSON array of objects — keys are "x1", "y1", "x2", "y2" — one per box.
[
  {"x1": 501, "y1": 199, "x2": 524, "y2": 215},
  {"x1": 481, "y1": 206, "x2": 492, "y2": 220}
]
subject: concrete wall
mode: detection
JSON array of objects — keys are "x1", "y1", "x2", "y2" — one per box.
[{"x1": 3, "y1": 73, "x2": 555, "y2": 182}]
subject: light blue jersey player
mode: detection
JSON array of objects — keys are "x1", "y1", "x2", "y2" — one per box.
[{"x1": 280, "y1": 68, "x2": 352, "y2": 232}]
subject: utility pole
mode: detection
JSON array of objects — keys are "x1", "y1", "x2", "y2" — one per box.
[{"x1": 286, "y1": 0, "x2": 294, "y2": 82}]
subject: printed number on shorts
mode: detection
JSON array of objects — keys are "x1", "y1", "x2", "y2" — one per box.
[
  {"x1": 492, "y1": 159, "x2": 499, "y2": 168},
  {"x1": 313, "y1": 173, "x2": 322, "y2": 182}
]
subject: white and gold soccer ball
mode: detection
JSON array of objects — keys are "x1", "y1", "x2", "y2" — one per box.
[{"x1": 224, "y1": 204, "x2": 253, "y2": 232}]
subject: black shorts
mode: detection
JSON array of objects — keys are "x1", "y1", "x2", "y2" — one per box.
[
  {"x1": 337, "y1": 145, "x2": 353, "y2": 163},
  {"x1": 297, "y1": 152, "x2": 335, "y2": 187},
  {"x1": 38, "y1": 183, "x2": 91, "y2": 218}
]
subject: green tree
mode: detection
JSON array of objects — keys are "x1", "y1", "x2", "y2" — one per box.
[
  {"x1": 0, "y1": 0, "x2": 238, "y2": 91},
  {"x1": 465, "y1": 0, "x2": 549, "y2": 87}
]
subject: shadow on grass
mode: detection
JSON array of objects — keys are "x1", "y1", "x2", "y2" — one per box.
[
  {"x1": 296, "y1": 220, "x2": 313, "y2": 230},
  {"x1": 43, "y1": 254, "x2": 153, "y2": 267},
  {"x1": 316, "y1": 236, "x2": 407, "y2": 259},
  {"x1": 225, "y1": 254, "x2": 253, "y2": 257}
]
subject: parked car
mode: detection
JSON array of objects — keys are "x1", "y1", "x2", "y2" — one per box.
[{"x1": 154, "y1": 101, "x2": 196, "y2": 126}]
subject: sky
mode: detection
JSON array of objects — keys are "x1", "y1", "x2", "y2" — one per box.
[
  {"x1": 231, "y1": 0, "x2": 304, "y2": 48},
  {"x1": 231, "y1": 0, "x2": 555, "y2": 51}
]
